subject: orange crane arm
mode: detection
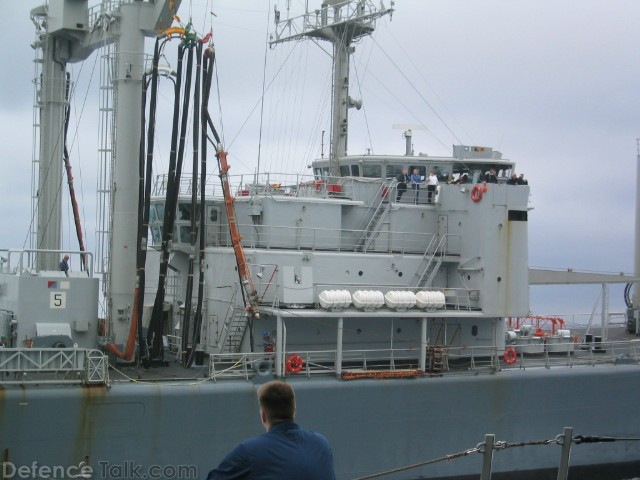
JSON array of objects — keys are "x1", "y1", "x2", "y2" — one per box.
[{"x1": 216, "y1": 149, "x2": 260, "y2": 318}]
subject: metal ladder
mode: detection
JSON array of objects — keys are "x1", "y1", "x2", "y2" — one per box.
[
  {"x1": 428, "y1": 346, "x2": 447, "y2": 372},
  {"x1": 354, "y1": 184, "x2": 392, "y2": 252},
  {"x1": 221, "y1": 307, "x2": 249, "y2": 354},
  {"x1": 409, "y1": 235, "x2": 447, "y2": 288}
]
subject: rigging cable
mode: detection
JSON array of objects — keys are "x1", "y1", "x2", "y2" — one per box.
[
  {"x1": 62, "y1": 73, "x2": 88, "y2": 273},
  {"x1": 255, "y1": 0, "x2": 271, "y2": 175},
  {"x1": 372, "y1": 37, "x2": 464, "y2": 149}
]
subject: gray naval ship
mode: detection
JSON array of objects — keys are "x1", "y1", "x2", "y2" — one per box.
[{"x1": 2, "y1": 1, "x2": 640, "y2": 479}]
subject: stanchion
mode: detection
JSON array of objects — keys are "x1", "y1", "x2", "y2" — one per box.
[
  {"x1": 480, "y1": 434, "x2": 495, "y2": 480},
  {"x1": 556, "y1": 427, "x2": 573, "y2": 480}
]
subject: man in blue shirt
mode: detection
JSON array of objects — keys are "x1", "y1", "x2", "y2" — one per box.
[
  {"x1": 206, "y1": 381, "x2": 336, "y2": 480},
  {"x1": 59, "y1": 255, "x2": 70, "y2": 277}
]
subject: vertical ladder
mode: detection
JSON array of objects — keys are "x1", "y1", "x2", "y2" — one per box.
[
  {"x1": 96, "y1": 45, "x2": 116, "y2": 279},
  {"x1": 30, "y1": 35, "x2": 43, "y2": 251}
]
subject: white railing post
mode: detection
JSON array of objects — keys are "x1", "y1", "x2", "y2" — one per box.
[
  {"x1": 276, "y1": 314, "x2": 284, "y2": 376},
  {"x1": 336, "y1": 317, "x2": 344, "y2": 376},
  {"x1": 419, "y1": 318, "x2": 427, "y2": 371}
]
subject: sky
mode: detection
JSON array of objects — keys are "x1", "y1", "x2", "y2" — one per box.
[{"x1": 1, "y1": 0, "x2": 639, "y2": 321}]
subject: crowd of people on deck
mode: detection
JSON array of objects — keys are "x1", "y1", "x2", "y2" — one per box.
[{"x1": 395, "y1": 167, "x2": 528, "y2": 204}]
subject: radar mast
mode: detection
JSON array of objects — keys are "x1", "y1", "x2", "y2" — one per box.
[{"x1": 270, "y1": 1, "x2": 393, "y2": 176}]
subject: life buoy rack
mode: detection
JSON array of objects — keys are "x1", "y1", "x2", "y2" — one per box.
[
  {"x1": 286, "y1": 354, "x2": 304, "y2": 374},
  {"x1": 471, "y1": 182, "x2": 488, "y2": 203},
  {"x1": 503, "y1": 347, "x2": 517, "y2": 365}
]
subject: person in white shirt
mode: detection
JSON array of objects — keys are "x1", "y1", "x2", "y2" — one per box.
[{"x1": 427, "y1": 171, "x2": 438, "y2": 204}]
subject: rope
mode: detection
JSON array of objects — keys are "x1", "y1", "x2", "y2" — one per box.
[
  {"x1": 573, "y1": 435, "x2": 640, "y2": 444},
  {"x1": 353, "y1": 433, "x2": 640, "y2": 480},
  {"x1": 352, "y1": 446, "x2": 480, "y2": 480}
]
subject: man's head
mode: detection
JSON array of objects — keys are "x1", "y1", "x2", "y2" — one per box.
[
  {"x1": 63, "y1": 255, "x2": 69, "y2": 260},
  {"x1": 258, "y1": 381, "x2": 295, "y2": 429}
]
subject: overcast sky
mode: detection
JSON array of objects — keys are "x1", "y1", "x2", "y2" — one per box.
[{"x1": 1, "y1": 0, "x2": 639, "y2": 321}]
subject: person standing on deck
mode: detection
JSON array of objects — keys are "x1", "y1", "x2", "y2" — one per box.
[
  {"x1": 206, "y1": 380, "x2": 336, "y2": 480},
  {"x1": 59, "y1": 255, "x2": 70, "y2": 277},
  {"x1": 427, "y1": 170, "x2": 438, "y2": 203},
  {"x1": 396, "y1": 169, "x2": 409, "y2": 202},
  {"x1": 410, "y1": 168, "x2": 422, "y2": 204}
]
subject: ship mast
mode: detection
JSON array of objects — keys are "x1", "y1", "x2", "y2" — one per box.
[
  {"x1": 270, "y1": 0, "x2": 393, "y2": 177},
  {"x1": 31, "y1": 0, "x2": 180, "y2": 347}
]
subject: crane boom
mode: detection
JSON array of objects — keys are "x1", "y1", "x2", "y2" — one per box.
[{"x1": 216, "y1": 148, "x2": 260, "y2": 319}]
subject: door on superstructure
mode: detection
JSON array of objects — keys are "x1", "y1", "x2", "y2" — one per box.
[
  {"x1": 206, "y1": 206, "x2": 222, "y2": 246},
  {"x1": 438, "y1": 215, "x2": 448, "y2": 254}
]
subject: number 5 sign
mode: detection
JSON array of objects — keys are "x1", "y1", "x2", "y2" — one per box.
[{"x1": 50, "y1": 292, "x2": 67, "y2": 309}]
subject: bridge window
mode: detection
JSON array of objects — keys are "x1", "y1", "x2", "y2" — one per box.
[
  {"x1": 362, "y1": 164, "x2": 382, "y2": 178},
  {"x1": 387, "y1": 164, "x2": 403, "y2": 178}
]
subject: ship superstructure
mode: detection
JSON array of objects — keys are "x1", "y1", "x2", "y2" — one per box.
[{"x1": 1, "y1": 2, "x2": 640, "y2": 480}]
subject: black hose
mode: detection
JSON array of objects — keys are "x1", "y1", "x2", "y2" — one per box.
[
  {"x1": 624, "y1": 282, "x2": 633, "y2": 309},
  {"x1": 182, "y1": 42, "x2": 205, "y2": 368},
  {"x1": 148, "y1": 44, "x2": 187, "y2": 361},
  {"x1": 181, "y1": 43, "x2": 202, "y2": 367},
  {"x1": 136, "y1": 38, "x2": 163, "y2": 366}
]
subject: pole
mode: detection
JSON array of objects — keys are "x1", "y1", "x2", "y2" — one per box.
[
  {"x1": 480, "y1": 434, "x2": 495, "y2": 480},
  {"x1": 556, "y1": 427, "x2": 573, "y2": 480},
  {"x1": 336, "y1": 317, "x2": 343, "y2": 376}
]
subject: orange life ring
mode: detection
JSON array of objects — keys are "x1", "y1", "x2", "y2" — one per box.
[
  {"x1": 471, "y1": 184, "x2": 483, "y2": 202},
  {"x1": 286, "y1": 354, "x2": 304, "y2": 374},
  {"x1": 503, "y1": 347, "x2": 517, "y2": 365}
]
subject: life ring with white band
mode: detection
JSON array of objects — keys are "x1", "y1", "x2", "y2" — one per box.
[
  {"x1": 503, "y1": 347, "x2": 517, "y2": 365},
  {"x1": 286, "y1": 354, "x2": 304, "y2": 374}
]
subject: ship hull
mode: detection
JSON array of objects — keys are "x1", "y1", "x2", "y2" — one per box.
[{"x1": 3, "y1": 365, "x2": 640, "y2": 479}]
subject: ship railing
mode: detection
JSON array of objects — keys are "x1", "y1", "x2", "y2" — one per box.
[
  {"x1": 207, "y1": 338, "x2": 640, "y2": 380},
  {"x1": 153, "y1": 172, "x2": 387, "y2": 202},
  {"x1": 252, "y1": 281, "x2": 477, "y2": 311},
  {"x1": 500, "y1": 338, "x2": 640, "y2": 370},
  {"x1": 310, "y1": 284, "x2": 478, "y2": 312},
  {"x1": 226, "y1": 224, "x2": 463, "y2": 256},
  {"x1": 208, "y1": 348, "x2": 431, "y2": 380},
  {"x1": 0, "y1": 348, "x2": 109, "y2": 385},
  {"x1": 0, "y1": 249, "x2": 94, "y2": 277}
]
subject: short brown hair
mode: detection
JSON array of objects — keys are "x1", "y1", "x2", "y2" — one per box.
[{"x1": 258, "y1": 381, "x2": 295, "y2": 424}]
